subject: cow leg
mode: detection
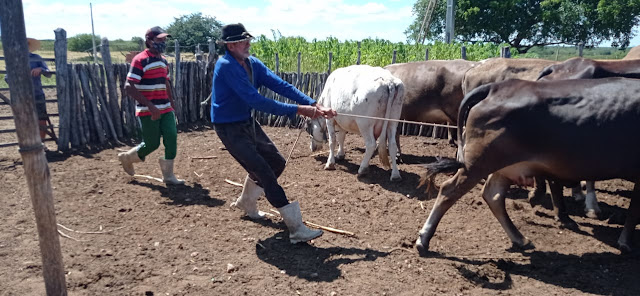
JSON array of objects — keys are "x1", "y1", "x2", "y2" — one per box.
[
  {"x1": 528, "y1": 177, "x2": 547, "y2": 207},
  {"x1": 447, "y1": 126, "x2": 457, "y2": 146},
  {"x1": 324, "y1": 121, "x2": 337, "y2": 170},
  {"x1": 357, "y1": 127, "x2": 377, "y2": 176},
  {"x1": 395, "y1": 129, "x2": 403, "y2": 164},
  {"x1": 387, "y1": 123, "x2": 401, "y2": 181},
  {"x1": 618, "y1": 181, "x2": 640, "y2": 253},
  {"x1": 548, "y1": 180, "x2": 577, "y2": 229},
  {"x1": 416, "y1": 168, "x2": 482, "y2": 256},
  {"x1": 571, "y1": 183, "x2": 586, "y2": 202},
  {"x1": 584, "y1": 181, "x2": 600, "y2": 219},
  {"x1": 335, "y1": 128, "x2": 347, "y2": 161},
  {"x1": 482, "y1": 172, "x2": 532, "y2": 249}
]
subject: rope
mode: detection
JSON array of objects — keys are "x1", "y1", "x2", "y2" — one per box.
[{"x1": 335, "y1": 112, "x2": 457, "y2": 129}]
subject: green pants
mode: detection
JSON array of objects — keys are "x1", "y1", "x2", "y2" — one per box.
[{"x1": 137, "y1": 111, "x2": 178, "y2": 160}]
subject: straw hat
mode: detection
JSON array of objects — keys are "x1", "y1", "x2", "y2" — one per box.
[{"x1": 27, "y1": 38, "x2": 41, "y2": 52}]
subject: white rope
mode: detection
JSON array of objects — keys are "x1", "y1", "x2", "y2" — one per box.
[{"x1": 335, "y1": 112, "x2": 458, "y2": 129}]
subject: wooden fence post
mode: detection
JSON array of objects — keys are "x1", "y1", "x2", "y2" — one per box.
[
  {"x1": 174, "y1": 40, "x2": 182, "y2": 123},
  {"x1": 297, "y1": 52, "x2": 301, "y2": 87},
  {"x1": 53, "y1": 28, "x2": 70, "y2": 151},
  {"x1": 208, "y1": 39, "x2": 216, "y2": 63},
  {"x1": 275, "y1": 53, "x2": 280, "y2": 74},
  {"x1": 425, "y1": 48, "x2": 429, "y2": 60},
  {"x1": 578, "y1": 42, "x2": 584, "y2": 57},
  {"x1": 501, "y1": 46, "x2": 511, "y2": 58},
  {"x1": 0, "y1": 2, "x2": 68, "y2": 295},
  {"x1": 392, "y1": 50, "x2": 397, "y2": 64},
  {"x1": 100, "y1": 37, "x2": 123, "y2": 138},
  {"x1": 195, "y1": 43, "x2": 202, "y2": 61},
  {"x1": 357, "y1": 41, "x2": 361, "y2": 65},
  {"x1": 328, "y1": 51, "x2": 333, "y2": 74},
  {"x1": 461, "y1": 45, "x2": 466, "y2": 60}
]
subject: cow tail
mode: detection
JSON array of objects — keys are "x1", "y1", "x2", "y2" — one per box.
[
  {"x1": 456, "y1": 83, "x2": 492, "y2": 163},
  {"x1": 419, "y1": 157, "x2": 465, "y2": 195},
  {"x1": 377, "y1": 81, "x2": 399, "y2": 169}
]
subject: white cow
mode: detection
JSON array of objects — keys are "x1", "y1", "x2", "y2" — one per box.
[{"x1": 307, "y1": 65, "x2": 405, "y2": 181}]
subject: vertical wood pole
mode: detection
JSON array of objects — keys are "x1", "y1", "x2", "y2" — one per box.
[
  {"x1": 0, "y1": 2, "x2": 67, "y2": 294},
  {"x1": 425, "y1": 48, "x2": 429, "y2": 60},
  {"x1": 461, "y1": 46, "x2": 467, "y2": 60},
  {"x1": 275, "y1": 53, "x2": 280, "y2": 74},
  {"x1": 328, "y1": 51, "x2": 333, "y2": 74},
  {"x1": 357, "y1": 41, "x2": 361, "y2": 65},
  {"x1": 100, "y1": 37, "x2": 123, "y2": 138},
  {"x1": 392, "y1": 50, "x2": 397, "y2": 64},
  {"x1": 54, "y1": 28, "x2": 70, "y2": 151}
]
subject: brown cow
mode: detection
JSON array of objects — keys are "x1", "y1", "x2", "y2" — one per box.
[
  {"x1": 538, "y1": 57, "x2": 640, "y2": 80},
  {"x1": 384, "y1": 60, "x2": 479, "y2": 147},
  {"x1": 534, "y1": 57, "x2": 640, "y2": 219},
  {"x1": 623, "y1": 46, "x2": 640, "y2": 60},
  {"x1": 462, "y1": 58, "x2": 557, "y2": 95},
  {"x1": 416, "y1": 77, "x2": 640, "y2": 256},
  {"x1": 385, "y1": 60, "x2": 478, "y2": 127}
]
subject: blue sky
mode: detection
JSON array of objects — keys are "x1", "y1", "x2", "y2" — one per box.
[{"x1": 19, "y1": 0, "x2": 640, "y2": 47}]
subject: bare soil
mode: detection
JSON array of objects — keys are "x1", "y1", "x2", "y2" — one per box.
[{"x1": 0, "y1": 118, "x2": 639, "y2": 295}]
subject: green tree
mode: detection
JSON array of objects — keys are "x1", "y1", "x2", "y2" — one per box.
[
  {"x1": 68, "y1": 33, "x2": 100, "y2": 52},
  {"x1": 405, "y1": 0, "x2": 640, "y2": 53},
  {"x1": 165, "y1": 12, "x2": 223, "y2": 53}
]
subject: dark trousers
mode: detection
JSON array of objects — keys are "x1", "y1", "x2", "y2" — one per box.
[{"x1": 214, "y1": 119, "x2": 289, "y2": 208}]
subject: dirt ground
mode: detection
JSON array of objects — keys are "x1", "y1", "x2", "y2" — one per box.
[{"x1": 1, "y1": 119, "x2": 639, "y2": 295}]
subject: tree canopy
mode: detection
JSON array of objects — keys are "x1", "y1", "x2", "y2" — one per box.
[
  {"x1": 165, "y1": 12, "x2": 223, "y2": 53},
  {"x1": 405, "y1": 0, "x2": 640, "y2": 53},
  {"x1": 68, "y1": 33, "x2": 100, "y2": 52}
]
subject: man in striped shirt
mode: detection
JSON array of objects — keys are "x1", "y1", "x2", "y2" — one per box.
[{"x1": 118, "y1": 26, "x2": 184, "y2": 185}]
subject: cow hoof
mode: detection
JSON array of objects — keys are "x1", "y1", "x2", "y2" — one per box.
[
  {"x1": 585, "y1": 209, "x2": 599, "y2": 219},
  {"x1": 335, "y1": 154, "x2": 345, "y2": 161},
  {"x1": 415, "y1": 238, "x2": 430, "y2": 257},
  {"x1": 357, "y1": 167, "x2": 370, "y2": 176},
  {"x1": 510, "y1": 239, "x2": 535, "y2": 251},
  {"x1": 390, "y1": 175, "x2": 402, "y2": 182},
  {"x1": 617, "y1": 240, "x2": 632, "y2": 254},
  {"x1": 324, "y1": 163, "x2": 336, "y2": 170},
  {"x1": 555, "y1": 215, "x2": 578, "y2": 229}
]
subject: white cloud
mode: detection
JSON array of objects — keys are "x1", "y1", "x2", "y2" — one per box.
[{"x1": 18, "y1": 0, "x2": 413, "y2": 43}]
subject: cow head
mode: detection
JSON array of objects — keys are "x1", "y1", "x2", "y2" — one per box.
[{"x1": 306, "y1": 118, "x2": 327, "y2": 152}]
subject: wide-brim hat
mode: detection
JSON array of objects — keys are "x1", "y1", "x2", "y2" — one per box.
[
  {"x1": 27, "y1": 38, "x2": 41, "y2": 52},
  {"x1": 218, "y1": 23, "x2": 253, "y2": 44}
]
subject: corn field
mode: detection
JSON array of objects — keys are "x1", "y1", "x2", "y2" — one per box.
[{"x1": 249, "y1": 36, "x2": 514, "y2": 72}]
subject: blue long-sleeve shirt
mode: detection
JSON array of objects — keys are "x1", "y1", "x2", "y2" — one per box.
[
  {"x1": 4, "y1": 53, "x2": 50, "y2": 97},
  {"x1": 211, "y1": 53, "x2": 315, "y2": 123}
]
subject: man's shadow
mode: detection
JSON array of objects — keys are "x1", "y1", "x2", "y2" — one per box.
[
  {"x1": 256, "y1": 232, "x2": 390, "y2": 281},
  {"x1": 129, "y1": 180, "x2": 224, "y2": 207}
]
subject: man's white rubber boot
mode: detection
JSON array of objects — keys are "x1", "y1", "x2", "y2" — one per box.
[
  {"x1": 159, "y1": 158, "x2": 185, "y2": 185},
  {"x1": 118, "y1": 147, "x2": 142, "y2": 176},
  {"x1": 231, "y1": 175, "x2": 266, "y2": 219},
  {"x1": 277, "y1": 201, "x2": 323, "y2": 244}
]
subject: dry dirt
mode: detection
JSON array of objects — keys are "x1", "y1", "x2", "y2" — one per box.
[{"x1": 0, "y1": 116, "x2": 639, "y2": 295}]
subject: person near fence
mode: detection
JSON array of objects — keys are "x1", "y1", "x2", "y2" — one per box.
[
  {"x1": 4, "y1": 38, "x2": 53, "y2": 141},
  {"x1": 211, "y1": 23, "x2": 337, "y2": 244},
  {"x1": 118, "y1": 26, "x2": 184, "y2": 185}
]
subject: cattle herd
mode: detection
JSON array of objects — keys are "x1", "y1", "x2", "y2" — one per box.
[{"x1": 306, "y1": 46, "x2": 640, "y2": 257}]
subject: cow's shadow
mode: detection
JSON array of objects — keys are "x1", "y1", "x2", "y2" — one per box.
[
  {"x1": 312, "y1": 153, "x2": 430, "y2": 199},
  {"x1": 129, "y1": 180, "x2": 224, "y2": 207},
  {"x1": 256, "y1": 233, "x2": 390, "y2": 281},
  {"x1": 429, "y1": 247, "x2": 640, "y2": 295}
]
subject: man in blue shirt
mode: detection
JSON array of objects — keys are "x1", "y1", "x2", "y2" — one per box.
[
  {"x1": 211, "y1": 23, "x2": 336, "y2": 244},
  {"x1": 5, "y1": 38, "x2": 52, "y2": 141}
]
